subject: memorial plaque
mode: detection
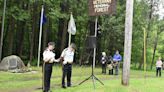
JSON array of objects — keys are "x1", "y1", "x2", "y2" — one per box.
[{"x1": 8, "y1": 59, "x2": 17, "y2": 69}]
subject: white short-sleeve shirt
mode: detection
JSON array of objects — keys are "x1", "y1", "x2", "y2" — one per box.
[
  {"x1": 43, "y1": 49, "x2": 55, "y2": 62},
  {"x1": 61, "y1": 48, "x2": 74, "y2": 64},
  {"x1": 156, "y1": 60, "x2": 163, "y2": 68}
]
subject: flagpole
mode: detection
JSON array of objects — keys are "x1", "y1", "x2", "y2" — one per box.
[
  {"x1": 37, "y1": 5, "x2": 44, "y2": 67},
  {"x1": 0, "y1": 0, "x2": 7, "y2": 61},
  {"x1": 68, "y1": 32, "x2": 71, "y2": 46},
  {"x1": 93, "y1": 17, "x2": 98, "y2": 69},
  {"x1": 68, "y1": 12, "x2": 73, "y2": 46}
]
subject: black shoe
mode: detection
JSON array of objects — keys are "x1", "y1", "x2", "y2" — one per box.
[{"x1": 62, "y1": 86, "x2": 66, "y2": 89}]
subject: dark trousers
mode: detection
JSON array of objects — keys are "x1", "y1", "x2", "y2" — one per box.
[
  {"x1": 156, "y1": 67, "x2": 161, "y2": 77},
  {"x1": 43, "y1": 63, "x2": 53, "y2": 92},
  {"x1": 114, "y1": 62, "x2": 119, "y2": 75},
  {"x1": 62, "y1": 64, "x2": 72, "y2": 87},
  {"x1": 102, "y1": 64, "x2": 106, "y2": 74},
  {"x1": 109, "y1": 69, "x2": 113, "y2": 75}
]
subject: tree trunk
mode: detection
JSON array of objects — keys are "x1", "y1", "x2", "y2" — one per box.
[
  {"x1": 144, "y1": 0, "x2": 153, "y2": 69},
  {"x1": 16, "y1": 22, "x2": 25, "y2": 57},
  {"x1": 150, "y1": 31, "x2": 159, "y2": 70},
  {"x1": 29, "y1": 2, "x2": 37, "y2": 66},
  {"x1": 138, "y1": 46, "x2": 144, "y2": 69},
  {"x1": 42, "y1": 15, "x2": 49, "y2": 51},
  {"x1": 56, "y1": 19, "x2": 63, "y2": 57},
  {"x1": 42, "y1": 28, "x2": 48, "y2": 51},
  {"x1": 122, "y1": 0, "x2": 134, "y2": 86},
  {"x1": 60, "y1": 20, "x2": 68, "y2": 51},
  {"x1": 16, "y1": 1, "x2": 28, "y2": 57},
  {"x1": 138, "y1": 1, "x2": 154, "y2": 69},
  {"x1": 7, "y1": 18, "x2": 15, "y2": 55},
  {"x1": 19, "y1": 24, "x2": 26, "y2": 56},
  {"x1": 57, "y1": 1, "x2": 69, "y2": 53}
]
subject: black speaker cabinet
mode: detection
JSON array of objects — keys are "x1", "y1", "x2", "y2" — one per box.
[{"x1": 86, "y1": 36, "x2": 97, "y2": 48}]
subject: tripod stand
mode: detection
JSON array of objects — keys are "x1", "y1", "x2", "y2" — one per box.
[
  {"x1": 79, "y1": 17, "x2": 104, "y2": 88},
  {"x1": 78, "y1": 63, "x2": 104, "y2": 88}
]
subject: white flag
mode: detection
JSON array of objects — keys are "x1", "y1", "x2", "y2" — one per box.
[{"x1": 68, "y1": 13, "x2": 76, "y2": 35}]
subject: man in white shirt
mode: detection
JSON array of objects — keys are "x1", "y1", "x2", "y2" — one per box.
[
  {"x1": 156, "y1": 57, "x2": 163, "y2": 77},
  {"x1": 60, "y1": 43, "x2": 76, "y2": 88},
  {"x1": 43, "y1": 42, "x2": 59, "y2": 92}
]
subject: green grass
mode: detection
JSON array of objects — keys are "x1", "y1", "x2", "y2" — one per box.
[{"x1": 0, "y1": 65, "x2": 163, "y2": 92}]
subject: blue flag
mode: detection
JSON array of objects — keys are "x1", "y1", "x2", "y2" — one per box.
[
  {"x1": 40, "y1": 6, "x2": 46, "y2": 25},
  {"x1": 42, "y1": 13, "x2": 47, "y2": 24}
]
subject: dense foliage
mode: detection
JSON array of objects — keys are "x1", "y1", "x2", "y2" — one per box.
[{"x1": 0, "y1": 0, "x2": 163, "y2": 69}]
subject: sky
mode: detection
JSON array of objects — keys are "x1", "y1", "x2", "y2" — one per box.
[
  {"x1": 157, "y1": 0, "x2": 164, "y2": 19},
  {"x1": 137, "y1": 0, "x2": 164, "y2": 20}
]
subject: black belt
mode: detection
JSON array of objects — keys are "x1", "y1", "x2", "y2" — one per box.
[
  {"x1": 45, "y1": 62, "x2": 53, "y2": 64},
  {"x1": 64, "y1": 63, "x2": 72, "y2": 65}
]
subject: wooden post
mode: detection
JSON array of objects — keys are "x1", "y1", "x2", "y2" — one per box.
[
  {"x1": 122, "y1": 0, "x2": 134, "y2": 86},
  {"x1": 144, "y1": 28, "x2": 147, "y2": 78}
]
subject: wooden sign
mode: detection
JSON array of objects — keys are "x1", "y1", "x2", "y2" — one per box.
[{"x1": 89, "y1": 0, "x2": 116, "y2": 16}]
